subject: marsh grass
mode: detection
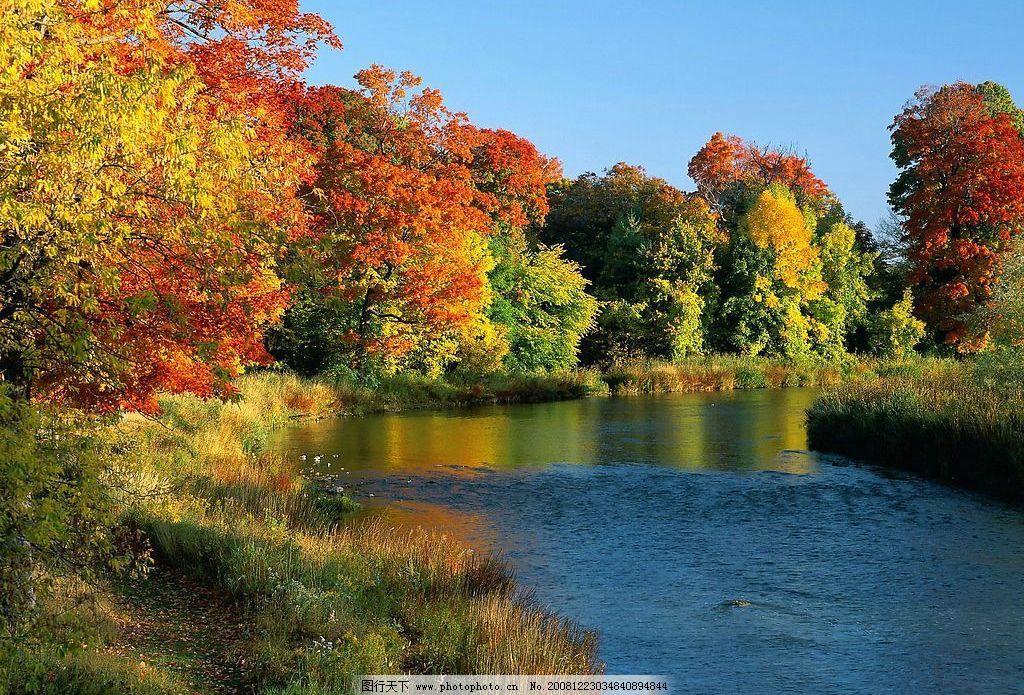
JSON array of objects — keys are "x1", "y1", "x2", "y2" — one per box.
[
  {"x1": 327, "y1": 369, "x2": 609, "y2": 414},
  {"x1": 806, "y1": 359, "x2": 1024, "y2": 497},
  {"x1": 602, "y1": 356, "x2": 855, "y2": 394}
]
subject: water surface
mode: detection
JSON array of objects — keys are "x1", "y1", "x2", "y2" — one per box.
[{"x1": 274, "y1": 389, "x2": 1024, "y2": 693}]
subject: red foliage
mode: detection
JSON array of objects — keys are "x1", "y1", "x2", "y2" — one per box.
[
  {"x1": 30, "y1": 1, "x2": 337, "y2": 411},
  {"x1": 295, "y1": 68, "x2": 497, "y2": 363},
  {"x1": 468, "y1": 128, "x2": 553, "y2": 227},
  {"x1": 688, "y1": 132, "x2": 830, "y2": 205},
  {"x1": 890, "y1": 83, "x2": 1024, "y2": 348}
]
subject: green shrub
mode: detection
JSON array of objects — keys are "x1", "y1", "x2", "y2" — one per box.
[{"x1": 0, "y1": 394, "x2": 121, "y2": 634}]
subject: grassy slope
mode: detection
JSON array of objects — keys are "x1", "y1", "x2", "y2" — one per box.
[
  {"x1": 807, "y1": 360, "x2": 1024, "y2": 498},
  {"x1": 6, "y1": 373, "x2": 600, "y2": 695}
]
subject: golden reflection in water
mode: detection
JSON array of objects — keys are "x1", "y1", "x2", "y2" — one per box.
[
  {"x1": 352, "y1": 499, "x2": 496, "y2": 552},
  {"x1": 273, "y1": 388, "x2": 820, "y2": 477}
]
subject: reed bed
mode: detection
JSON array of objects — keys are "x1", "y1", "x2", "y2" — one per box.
[
  {"x1": 806, "y1": 361, "x2": 1024, "y2": 498},
  {"x1": 602, "y1": 356, "x2": 853, "y2": 394}
]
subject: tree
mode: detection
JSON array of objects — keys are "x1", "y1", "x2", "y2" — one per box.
[
  {"x1": 716, "y1": 186, "x2": 826, "y2": 358},
  {"x1": 810, "y1": 221, "x2": 877, "y2": 355},
  {"x1": 485, "y1": 233, "x2": 597, "y2": 373},
  {"x1": 278, "y1": 70, "x2": 534, "y2": 377},
  {"x1": 542, "y1": 163, "x2": 691, "y2": 289},
  {"x1": 0, "y1": 0, "x2": 330, "y2": 412},
  {"x1": 543, "y1": 164, "x2": 720, "y2": 364},
  {"x1": 628, "y1": 198, "x2": 720, "y2": 359},
  {"x1": 889, "y1": 82, "x2": 1024, "y2": 351},
  {"x1": 688, "y1": 132, "x2": 831, "y2": 217},
  {"x1": 869, "y1": 289, "x2": 925, "y2": 359}
]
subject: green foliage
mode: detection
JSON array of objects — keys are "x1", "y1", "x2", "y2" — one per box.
[
  {"x1": 716, "y1": 234, "x2": 784, "y2": 356},
  {"x1": 266, "y1": 295, "x2": 354, "y2": 378},
  {"x1": 541, "y1": 164, "x2": 691, "y2": 287},
  {"x1": 545, "y1": 165, "x2": 723, "y2": 365},
  {"x1": 977, "y1": 80, "x2": 1024, "y2": 136},
  {"x1": 485, "y1": 233, "x2": 598, "y2": 373},
  {"x1": 972, "y1": 240, "x2": 1024, "y2": 390},
  {"x1": 868, "y1": 289, "x2": 925, "y2": 359},
  {"x1": 0, "y1": 394, "x2": 119, "y2": 634}
]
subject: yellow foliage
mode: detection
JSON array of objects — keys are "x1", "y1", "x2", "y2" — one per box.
[{"x1": 742, "y1": 186, "x2": 824, "y2": 298}]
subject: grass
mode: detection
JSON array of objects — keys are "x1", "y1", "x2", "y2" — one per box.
[
  {"x1": 321, "y1": 369, "x2": 609, "y2": 415},
  {"x1": 601, "y1": 356, "x2": 870, "y2": 394},
  {"x1": 4, "y1": 371, "x2": 601, "y2": 695},
  {"x1": 806, "y1": 359, "x2": 1024, "y2": 498}
]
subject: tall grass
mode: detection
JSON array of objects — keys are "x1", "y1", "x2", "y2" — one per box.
[
  {"x1": 10, "y1": 370, "x2": 601, "y2": 693},
  {"x1": 324, "y1": 369, "x2": 609, "y2": 414},
  {"x1": 602, "y1": 356, "x2": 859, "y2": 394},
  {"x1": 806, "y1": 359, "x2": 1024, "y2": 498}
]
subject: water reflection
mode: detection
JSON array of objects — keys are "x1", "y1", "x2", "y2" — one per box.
[{"x1": 274, "y1": 388, "x2": 819, "y2": 476}]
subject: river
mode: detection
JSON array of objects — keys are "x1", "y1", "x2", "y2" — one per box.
[{"x1": 272, "y1": 389, "x2": 1024, "y2": 693}]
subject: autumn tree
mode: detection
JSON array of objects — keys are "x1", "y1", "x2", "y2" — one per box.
[
  {"x1": 0, "y1": 0, "x2": 333, "y2": 411},
  {"x1": 542, "y1": 164, "x2": 722, "y2": 364},
  {"x1": 889, "y1": 82, "x2": 1024, "y2": 350},
  {"x1": 688, "y1": 133, "x2": 876, "y2": 359},
  {"x1": 717, "y1": 186, "x2": 825, "y2": 357},
  {"x1": 688, "y1": 132, "x2": 831, "y2": 219},
  {"x1": 273, "y1": 70, "x2": 520, "y2": 378}
]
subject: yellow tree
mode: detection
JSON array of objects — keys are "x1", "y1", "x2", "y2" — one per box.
[
  {"x1": 721, "y1": 185, "x2": 827, "y2": 358},
  {"x1": 742, "y1": 186, "x2": 823, "y2": 296}
]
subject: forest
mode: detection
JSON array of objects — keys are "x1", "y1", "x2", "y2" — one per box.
[{"x1": 4, "y1": 1, "x2": 1024, "y2": 692}]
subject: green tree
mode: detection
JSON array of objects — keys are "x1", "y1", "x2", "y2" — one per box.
[
  {"x1": 544, "y1": 165, "x2": 722, "y2": 364},
  {"x1": 809, "y1": 221, "x2": 877, "y2": 356},
  {"x1": 868, "y1": 289, "x2": 925, "y2": 359},
  {"x1": 486, "y1": 234, "x2": 597, "y2": 373}
]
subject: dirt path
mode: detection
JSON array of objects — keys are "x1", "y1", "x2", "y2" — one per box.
[{"x1": 103, "y1": 568, "x2": 251, "y2": 695}]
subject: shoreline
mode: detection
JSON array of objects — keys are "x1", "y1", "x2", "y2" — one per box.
[{"x1": 806, "y1": 363, "x2": 1024, "y2": 501}]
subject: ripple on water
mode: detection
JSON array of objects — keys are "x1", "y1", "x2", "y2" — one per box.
[{"x1": 273, "y1": 389, "x2": 1024, "y2": 693}]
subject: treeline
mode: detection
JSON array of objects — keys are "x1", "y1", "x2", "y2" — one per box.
[
  {"x1": 264, "y1": 88, "x2": 1024, "y2": 380},
  {"x1": 6, "y1": 2, "x2": 1024, "y2": 416}
]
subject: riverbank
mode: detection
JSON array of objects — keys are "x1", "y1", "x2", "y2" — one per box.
[
  {"x1": 806, "y1": 360, "x2": 1024, "y2": 499},
  {"x1": 602, "y1": 356, "x2": 860, "y2": 394},
  {"x1": 6, "y1": 356, "x2": 922, "y2": 692},
  {"x1": 6, "y1": 374, "x2": 599, "y2": 693},
  {"x1": 297, "y1": 356, "x2": 879, "y2": 419}
]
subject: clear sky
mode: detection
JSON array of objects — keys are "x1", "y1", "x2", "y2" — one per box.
[{"x1": 301, "y1": 0, "x2": 1024, "y2": 229}]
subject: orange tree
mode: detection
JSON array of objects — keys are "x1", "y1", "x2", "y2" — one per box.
[
  {"x1": 0, "y1": 0, "x2": 335, "y2": 629},
  {"x1": 272, "y1": 69, "x2": 589, "y2": 379},
  {"x1": 275, "y1": 69, "x2": 504, "y2": 377}
]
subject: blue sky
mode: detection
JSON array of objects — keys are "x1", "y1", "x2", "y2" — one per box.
[{"x1": 302, "y1": 1, "x2": 1024, "y2": 228}]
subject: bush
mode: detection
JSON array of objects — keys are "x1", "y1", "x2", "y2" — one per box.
[
  {"x1": 868, "y1": 289, "x2": 925, "y2": 359},
  {"x1": 0, "y1": 394, "x2": 120, "y2": 634}
]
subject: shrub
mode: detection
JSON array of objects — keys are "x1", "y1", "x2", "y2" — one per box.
[
  {"x1": 868, "y1": 289, "x2": 925, "y2": 359},
  {"x1": 0, "y1": 394, "x2": 121, "y2": 633}
]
